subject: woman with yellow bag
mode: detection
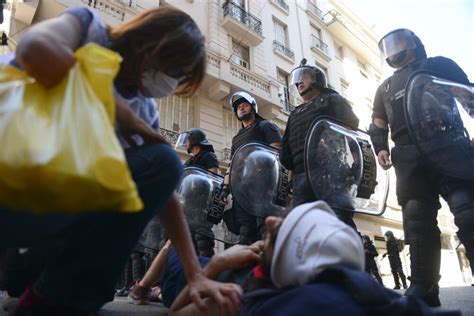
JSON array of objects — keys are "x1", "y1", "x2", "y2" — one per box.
[{"x1": 0, "y1": 6, "x2": 242, "y2": 316}]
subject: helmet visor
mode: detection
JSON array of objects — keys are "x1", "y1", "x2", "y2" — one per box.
[
  {"x1": 175, "y1": 132, "x2": 190, "y2": 151},
  {"x1": 228, "y1": 91, "x2": 257, "y2": 112},
  {"x1": 289, "y1": 66, "x2": 316, "y2": 98},
  {"x1": 378, "y1": 29, "x2": 416, "y2": 59}
]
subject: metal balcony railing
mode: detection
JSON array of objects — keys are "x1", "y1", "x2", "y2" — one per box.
[
  {"x1": 273, "y1": 40, "x2": 295, "y2": 60},
  {"x1": 223, "y1": 148, "x2": 232, "y2": 161},
  {"x1": 275, "y1": 0, "x2": 289, "y2": 11},
  {"x1": 281, "y1": 99, "x2": 295, "y2": 112},
  {"x1": 307, "y1": 1, "x2": 323, "y2": 19},
  {"x1": 223, "y1": 1, "x2": 263, "y2": 36},
  {"x1": 159, "y1": 128, "x2": 180, "y2": 145},
  {"x1": 311, "y1": 35, "x2": 329, "y2": 54}
]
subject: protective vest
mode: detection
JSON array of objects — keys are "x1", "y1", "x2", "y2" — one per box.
[
  {"x1": 231, "y1": 119, "x2": 272, "y2": 157},
  {"x1": 285, "y1": 93, "x2": 356, "y2": 174},
  {"x1": 184, "y1": 150, "x2": 218, "y2": 170},
  {"x1": 378, "y1": 60, "x2": 429, "y2": 143}
]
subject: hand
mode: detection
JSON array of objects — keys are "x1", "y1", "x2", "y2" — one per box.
[
  {"x1": 187, "y1": 274, "x2": 242, "y2": 316},
  {"x1": 377, "y1": 150, "x2": 392, "y2": 170},
  {"x1": 115, "y1": 93, "x2": 169, "y2": 146},
  {"x1": 218, "y1": 184, "x2": 230, "y2": 202},
  {"x1": 212, "y1": 241, "x2": 263, "y2": 272}
]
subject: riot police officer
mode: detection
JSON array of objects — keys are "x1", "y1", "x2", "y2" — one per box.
[
  {"x1": 220, "y1": 91, "x2": 281, "y2": 245},
  {"x1": 177, "y1": 128, "x2": 219, "y2": 257},
  {"x1": 370, "y1": 28, "x2": 473, "y2": 306},
  {"x1": 181, "y1": 128, "x2": 219, "y2": 174},
  {"x1": 280, "y1": 59, "x2": 359, "y2": 229},
  {"x1": 382, "y1": 231, "x2": 407, "y2": 290},
  {"x1": 362, "y1": 235, "x2": 384, "y2": 286}
]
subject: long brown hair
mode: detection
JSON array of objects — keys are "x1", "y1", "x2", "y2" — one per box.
[{"x1": 110, "y1": 6, "x2": 206, "y2": 95}]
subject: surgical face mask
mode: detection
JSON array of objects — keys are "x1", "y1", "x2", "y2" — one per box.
[{"x1": 141, "y1": 70, "x2": 179, "y2": 98}]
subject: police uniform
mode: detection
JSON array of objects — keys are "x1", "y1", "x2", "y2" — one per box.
[
  {"x1": 227, "y1": 118, "x2": 281, "y2": 245},
  {"x1": 385, "y1": 238, "x2": 407, "y2": 289},
  {"x1": 364, "y1": 239, "x2": 383, "y2": 285},
  {"x1": 280, "y1": 91, "x2": 359, "y2": 229},
  {"x1": 372, "y1": 56, "x2": 473, "y2": 299},
  {"x1": 184, "y1": 150, "x2": 219, "y2": 170},
  {"x1": 183, "y1": 149, "x2": 219, "y2": 257}
]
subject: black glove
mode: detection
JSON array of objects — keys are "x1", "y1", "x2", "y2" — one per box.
[{"x1": 218, "y1": 184, "x2": 230, "y2": 202}]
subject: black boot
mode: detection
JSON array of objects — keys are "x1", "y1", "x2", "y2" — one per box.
[
  {"x1": 404, "y1": 236, "x2": 441, "y2": 307},
  {"x1": 405, "y1": 282, "x2": 441, "y2": 307}
]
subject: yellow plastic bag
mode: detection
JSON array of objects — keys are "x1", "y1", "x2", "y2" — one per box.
[{"x1": 0, "y1": 43, "x2": 143, "y2": 213}]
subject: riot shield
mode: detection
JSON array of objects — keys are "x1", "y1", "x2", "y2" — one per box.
[
  {"x1": 305, "y1": 118, "x2": 388, "y2": 215},
  {"x1": 177, "y1": 167, "x2": 238, "y2": 245},
  {"x1": 405, "y1": 71, "x2": 474, "y2": 180},
  {"x1": 229, "y1": 142, "x2": 289, "y2": 218}
]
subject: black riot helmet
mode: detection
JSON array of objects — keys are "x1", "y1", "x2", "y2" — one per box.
[
  {"x1": 229, "y1": 91, "x2": 262, "y2": 121},
  {"x1": 378, "y1": 29, "x2": 427, "y2": 69},
  {"x1": 176, "y1": 128, "x2": 214, "y2": 153},
  {"x1": 289, "y1": 58, "x2": 327, "y2": 97},
  {"x1": 384, "y1": 230, "x2": 395, "y2": 239}
]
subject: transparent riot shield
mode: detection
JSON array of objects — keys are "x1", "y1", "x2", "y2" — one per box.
[
  {"x1": 229, "y1": 142, "x2": 289, "y2": 218},
  {"x1": 305, "y1": 118, "x2": 388, "y2": 215},
  {"x1": 405, "y1": 71, "x2": 474, "y2": 180},
  {"x1": 177, "y1": 166, "x2": 238, "y2": 245}
]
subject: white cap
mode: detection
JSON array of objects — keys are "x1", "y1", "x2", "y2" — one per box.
[{"x1": 270, "y1": 201, "x2": 365, "y2": 288}]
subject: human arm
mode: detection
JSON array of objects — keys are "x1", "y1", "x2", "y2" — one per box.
[
  {"x1": 331, "y1": 94, "x2": 359, "y2": 129},
  {"x1": 138, "y1": 239, "x2": 172, "y2": 289},
  {"x1": 170, "y1": 242, "x2": 263, "y2": 316},
  {"x1": 279, "y1": 117, "x2": 294, "y2": 172},
  {"x1": 262, "y1": 121, "x2": 282, "y2": 150},
  {"x1": 115, "y1": 93, "x2": 169, "y2": 145},
  {"x1": 16, "y1": 13, "x2": 84, "y2": 88},
  {"x1": 159, "y1": 193, "x2": 242, "y2": 315},
  {"x1": 369, "y1": 118, "x2": 392, "y2": 170}
]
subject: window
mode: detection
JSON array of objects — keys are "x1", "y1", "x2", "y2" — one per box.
[
  {"x1": 277, "y1": 69, "x2": 294, "y2": 111},
  {"x1": 223, "y1": 110, "x2": 241, "y2": 160},
  {"x1": 157, "y1": 96, "x2": 195, "y2": 144},
  {"x1": 336, "y1": 45, "x2": 344, "y2": 60},
  {"x1": 340, "y1": 78, "x2": 349, "y2": 98},
  {"x1": 315, "y1": 61, "x2": 329, "y2": 85},
  {"x1": 273, "y1": 19, "x2": 288, "y2": 47},
  {"x1": 358, "y1": 60, "x2": 368, "y2": 78},
  {"x1": 231, "y1": 39, "x2": 250, "y2": 69}
]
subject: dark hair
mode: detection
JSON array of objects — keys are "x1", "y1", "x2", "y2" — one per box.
[{"x1": 110, "y1": 6, "x2": 206, "y2": 95}]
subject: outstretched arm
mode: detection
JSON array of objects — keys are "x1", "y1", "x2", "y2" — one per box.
[
  {"x1": 16, "y1": 13, "x2": 83, "y2": 87},
  {"x1": 159, "y1": 193, "x2": 242, "y2": 315}
]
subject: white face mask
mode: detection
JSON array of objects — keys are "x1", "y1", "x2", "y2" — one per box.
[{"x1": 141, "y1": 70, "x2": 179, "y2": 98}]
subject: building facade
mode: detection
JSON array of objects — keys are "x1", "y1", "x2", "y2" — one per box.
[{"x1": 1, "y1": 0, "x2": 470, "y2": 286}]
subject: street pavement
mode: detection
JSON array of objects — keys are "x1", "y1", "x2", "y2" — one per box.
[{"x1": 2, "y1": 286, "x2": 474, "y2": 315}]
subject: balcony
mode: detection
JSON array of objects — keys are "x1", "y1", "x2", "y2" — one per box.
[
  {"x1": 222, "y1": 1, "x2": 264, "y2": 45},
  {"x1": 57, "y1": 0, "x2": 158, "y2": 25},
  {"x1": 306, "y1": 1, "x2": 324, "y2": 21},
  {"x1": 281, "y1": 99, "x2": 295, "y2": 112},
  {"x1": 311, "y1": 35, "x2": 328, "y2": 54},
  {"x1": 273, "y1": 40, "x2": 295, "y2": 61},
  {"x1": 223, "y1": 148, "x2": 232, "y2": 161},
  {"x1": 159, "y1": 128, "x2": 179, "y2": 145},
  {"x1": 326, "y1": 9, "x2": 380, "y2": 62}
]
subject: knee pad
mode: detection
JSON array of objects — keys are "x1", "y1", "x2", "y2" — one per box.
[{"x1": 446, "y1": 188, "x2": 474, "y2": 214}]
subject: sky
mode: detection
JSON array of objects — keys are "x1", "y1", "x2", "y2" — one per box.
[{"x1": 343, "y1": 0, "x2": 474, "y2": 80}]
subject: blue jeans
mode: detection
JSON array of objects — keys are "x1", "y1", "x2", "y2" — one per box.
[{"x1": 0, "y1": 144, "x2": 183, "y2": 310}]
